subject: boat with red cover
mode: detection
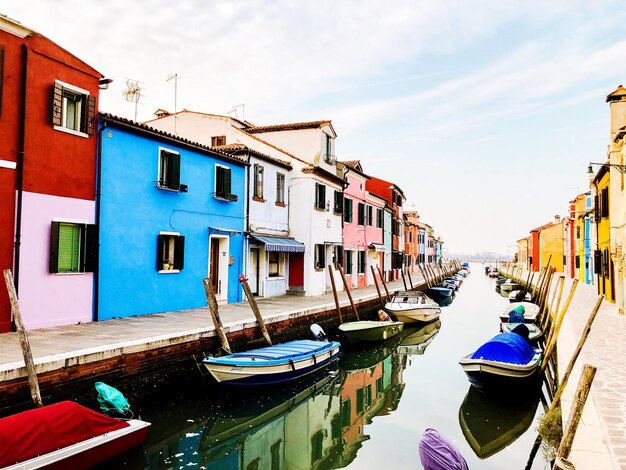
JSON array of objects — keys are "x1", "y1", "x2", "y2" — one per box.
[{"x1": 0, "y1": 401, "x2": 150, "y2": 469}]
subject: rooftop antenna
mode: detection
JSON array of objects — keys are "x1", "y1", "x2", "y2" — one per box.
[
  {"x1": 122, "y1": 79, "x2": 143, "y2": 121},
  {"x1": 166, "y1": 73, "x2": 178, "y2": 134},
  {"x1": 228, "y1": 103, "x2": 245, "y2": 122}
]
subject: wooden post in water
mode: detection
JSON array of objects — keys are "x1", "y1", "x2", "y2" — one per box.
[
  {"x1": 203, "y1": 278, "x2": 232, "y2": 354},
  {"x1": 338, "y1": 265, "x2": 360, "y2": 321},
  {"x1": 240, "y1": 277, "x2": 272, "y2": 346},
  {"x1": 327, "y1": 266, "x2": 344, "y2": 324},
  {"x1": 543, "y1": 275, "x2": 564, "y2": 334},
  {"x1": 377, "y1": 265, "x2": 391, "y2": 301},
  {"x1": 400, "y1": 268, "x2": 408, "y2": 290},
  {"x1": 549, "y1": 295, "x2": 604, "y2": 412},
  {"x1": 555, "y1": 364, "x2": 597, "y2": 466},
  {"x1": 371, "y1": 265, "x2": 385, "y2": 308},
  {"x1": 3, "y1": 269, "x2": 43, "y2": 408},
  {"x1": 406, "y1": 268, "x2": 414, "y2": 290},
  {"x1": 418, "y1": 263, "x2": 431, "y2": 289},
  {"x1": 542, "y1": 279, "x2": 579, "y2": 372}
]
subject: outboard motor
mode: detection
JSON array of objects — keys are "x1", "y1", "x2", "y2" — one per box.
[{"x1": 310, "y1": 323, "x2": 328, "y2": 342}]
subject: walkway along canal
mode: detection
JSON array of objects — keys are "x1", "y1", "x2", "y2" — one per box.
[{"x1": 51, "y1": 264, "x2": 549, "y2": 469}]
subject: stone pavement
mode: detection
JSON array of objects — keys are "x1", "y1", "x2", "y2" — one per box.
[{"x1": 0, "y1": 275, "x2": 414, "y2": 381}]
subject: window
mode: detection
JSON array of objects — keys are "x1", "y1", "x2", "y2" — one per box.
[
  {"x1": 376, "y1": 208, "x2": 383, "y2": 228},
  {"x1": 49, "y1": 221, "x2": 98, "y2": 274},
  {"x1": 158, "y1": 148, "x2": 181, "y2": 190},
  {"x1": 253, "y1": 164, "x2": 264, "y2": 199},
  {"x1": 576, "y1": 226, "x2": 581, "y2": 239},
  {"x1": 215, "y1": 165, "x2": 237, "y2": 201},
  {"x1": 315, "y1": 183, "x2": 326, "y2": 210},
  {"x1": 366, "y1": 205, "x2": 373, "y2": 226},
  {"x1": 601, "y1": 187, "x2": 609, "y2": 218},
  {"x1": 211, "y1": 135, "x2": 226, "y2": 146},
  {"x1": 268, "y1": 252, "x2": 285, "y2": 277},
  {"x1": 344, "y1": 198, "x2": 353, "y2": 223},
  {"x1": 52, "y1": 81, "x2": 95, "y2": 136},
  {"x1": 358, "y1": 203, "x2": 365, "y2": 225},
  {"x1": 156, "y1": 233, "x2": 185, "y2": 271},
  {"x1": 270, "y1": 441, "x2": 282, "y2": 470},
  {"x1": 341, "y1": 399, "x2": 351, "y2": 428},
  {"x1": 575, "y1": 255, "x2": 580, "y2": 269},
  {"x1": 357, "y1": 251, "x2": 366, "y2": 274},
  {"x1": 334, "y1": 191, "x2": 343, "y2": 214},
  {"x1": 345, "y1": 250, "x2": 353, "y2": 274},
  {"x1": 334, "y1": 245, "x2": 343, "y2": 267},
  {"x1": 314, "y1": 244, "x2": 326, "y2": 270},
  {"x1": 311, "y1": 430, "x2": 325, "y2": 463},
  {"x1": 323, "y1": 134, "x2": 333, "y2": 163},
  {"x1": 276, "y1": 173, "x2": 285, "y2": 204},
  {"x1": 356, "y1": 388, "x2": 364, "y2": 414}
]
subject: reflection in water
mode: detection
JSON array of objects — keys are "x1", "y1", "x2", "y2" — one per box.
[
  {"x1": 139, "y1": 346, "x2": 406, "y2": 469},
  {"x1": 458, "y1": 385, "x2": 541, "y2": 459},
  {"x1": 396, "y1": 320, "x2": 442, "y2": 356}
]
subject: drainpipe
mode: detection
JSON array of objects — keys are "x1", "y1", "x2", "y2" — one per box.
[
  {"x1": 13, "y1": 44, "x2": 28, "y2": 303},
  {"x1": 93, "y1": 119, "x2": 107, "y2": 321}
]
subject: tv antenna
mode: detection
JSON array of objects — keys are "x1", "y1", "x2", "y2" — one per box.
[
  {"x1": 166, "y1": 73, "x2": 179, "y2": 134},
  {"x1": 228, "y1": 103, "x2": 245, "y2": 122},
  {"x1": 122, "y1": 79, "x2": 143, "y2": 121}
]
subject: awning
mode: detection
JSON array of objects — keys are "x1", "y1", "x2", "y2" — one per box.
[
  {"x1": 251, "y1": 235, "x2": 305, "y2": 253},
  {"x1": 369, "y1": 243, "x2": 388, "y2": 252},
  {"x1": 209, "y1": 227, "x2": 241, "y2": 236}
]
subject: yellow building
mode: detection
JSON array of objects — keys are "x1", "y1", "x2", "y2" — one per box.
[
  {"x1": 592, "y1": 164, "x2": 614, "y2": 302},
  {"x1": 539, "y1": 219, "x2": 565, "y2": 272},
  {"x1": 573, "y1": 193, "x2": 587, "y2": 282},
  {"x1": 517, "y1": 236, "x2": 530, "y2": 270}
]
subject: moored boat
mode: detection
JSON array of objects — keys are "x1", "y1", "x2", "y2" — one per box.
[
  {"x1": 500, "y1": 322, "x2": 543, "y2": 343},
  {"x1": 499, "y1": 279, "x2": 520, "y2": 293},
  {"x1": 0, "y1": 401, "x2": 150, "y2": 470},
  {"x1": 508, "y1": 289, "x2": 532, "y2": 302},
  {"x1": 426, "y1": 286, "x2": 454, "y2": 300},
  {"x1": 203, "y1": 339, "x2": 341, "y2": 386},
  {"x1": 338, "y1": 320, "x2": 404, "y2": 344},
  {"x1": 396, "y1": 320, "x2": 441, "y2": 355},
  {"x1": 384, "y1": 291, "x2": 441, "y2": 324},
  {"x1": 499, "y1": 302, "x2": 540, "y2": 323},
  {"x1": 459, "y1": 332, "x2": 542, "y2": 392}
]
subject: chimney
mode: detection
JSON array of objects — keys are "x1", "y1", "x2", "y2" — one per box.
[
  {"x1": 606, "y1": 85, "x2": 626, "y2": 138},
  {"x1": 554, "y1": 215, "x2": 561, "y2": 224}
]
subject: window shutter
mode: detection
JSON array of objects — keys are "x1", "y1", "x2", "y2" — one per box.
[
  {"x1": 348, "y1": 200, "x2": 353, "y2": 222},
  {"x1": 84, "y1": 224, "x2": 99, "y2": 273},
  {"x1": 86, "y1": 95, "x2": 96, "y2": 135},
  {"x1": 594, "y1": 250, "x2": 601, "y2": 274},
  {"x1": 174, "y1": 236, "x2": 185, "y2": 270},
  {"x1": 594, "y1": 195, "x2": 599, "y2": 221},
  {"x1": 156, "y1": 234, "x2": 166, "y2": 270},
  {"x1": 223, "y1": 167, "x2": 232, "y2": 196},
  {"x1": 49, "y1": 221, "x2": 61, "y2": 273},
  {"x1": 171, "y1": 153, "x2": 181, "y2": 189},
  {"x1": 52, "y1": 82, "x2": 63, "y2": 126},
  {"x1": 216, "y1": 166, "x2": 224, "y2": 196},
  {"x1": 58, "y1": 224, "x2": 80, "y2": 272}
]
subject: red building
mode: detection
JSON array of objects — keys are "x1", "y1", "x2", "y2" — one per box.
[
  {"x1": 366, "y1": 177, "x2": 405, "y2": 279},
  {"x1": 0, "y1": 16, "x2": 103, "y2": 331}
]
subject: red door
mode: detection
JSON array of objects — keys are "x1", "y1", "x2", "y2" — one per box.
[{"x1": 289, "y1": 253, "x2": 304, "y2": 287}]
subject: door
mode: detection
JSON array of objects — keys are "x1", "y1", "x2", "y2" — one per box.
[
  {"x1": 249, "y1": 248, "x2": 259, "y2": 295},
  {"x1": 289, "y1": 252, "x2": 304, "y2": 287},
  {"x1": 210, "y1": 239, "x2": 220, "y2": 294}
]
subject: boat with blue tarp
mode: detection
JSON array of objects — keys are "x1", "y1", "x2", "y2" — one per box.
[
  {"x1": 203, "y1": 340, "x2": 341, "y2": 386},
  {"x1": 459, "y1": 332, "x2": 541, "y2": 391}
]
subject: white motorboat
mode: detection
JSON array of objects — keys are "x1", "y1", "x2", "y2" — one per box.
[{"x1": 384, "y1": 291, "x2": 441, "y2": 324}]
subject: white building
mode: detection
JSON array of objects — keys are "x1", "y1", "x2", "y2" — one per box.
[{"x1": 146, "y1": 111, "x2": 344, "y2": 297}]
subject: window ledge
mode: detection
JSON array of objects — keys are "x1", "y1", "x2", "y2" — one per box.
[
  {"x1": 159, "y1": 269, "x2": 180, "y2": 274},
  {"x1": 155, "y1": 184, "x2": 181, "y2": 192},
  {"x1": 253, "y1": 196, "x2": 266, "y2": 203},
  {"x1": 54, "y1": 272, "x2": 85, "y2": 276},
  {"x1": 275, "y1": 201, "x2": 286, "y2": 207},
  {"x1": 53, "y1": 125, "x2": 89, "y2": 139},
  {"x1": 314, "y1": 207, "x2": 326, "y2": 212},
  {"x1": 267, "y1": 276, "x2": 286, "y2": 280}
]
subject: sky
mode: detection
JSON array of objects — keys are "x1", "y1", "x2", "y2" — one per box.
[{"x1": 5, "y1": 1, "x2": 626, "y2": 256}]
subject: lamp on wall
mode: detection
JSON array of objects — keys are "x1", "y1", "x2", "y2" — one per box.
[{"x1": 588, "y1": 161, "x2": 626, "y2": 177}]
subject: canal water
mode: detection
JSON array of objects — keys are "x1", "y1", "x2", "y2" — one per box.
[{"x1": 93, "y1": 263, "x2": 548, "y2": 469}]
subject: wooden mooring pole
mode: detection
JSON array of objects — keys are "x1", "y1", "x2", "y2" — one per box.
[
  {"x1": 406, "y1": 268, "x2": 414, "y2": 290},
  {"x1": 542, "y1": 279, "x2": 579, "y2": 373},
  {"x1": 203, "y1": 278, "x2": 232, "y2": 354},
  {"x1": 4, "y1": 269, "x2": 43, "y2": 407},
  {"x1": 418, "y1": 263, "x2": 431, "y2": 289},
  {"x1": 371, "y1": 265, "x2": 385, "y2": 308},
  {"x1": 239, "y1": 277, "x2": 272, "y2": 346},
  {"x1": 328, "y1": 265, "x2": 344, "y2": 324},
  {"x1": 337, "y1": 265, "x2": 360, "y2": 321},
  {"x1": 377, "y1": 265, "x2": 391, "y2": 301},
  {"x1": 400, "y1": 268, "x2": 408, "y2": 290}
]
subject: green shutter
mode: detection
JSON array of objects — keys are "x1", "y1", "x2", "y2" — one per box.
[
  {"x1": 58, "y1": 223, "x2": 80, "y2": 272},
  {"x1": 170, "y1": 153, "x2": 181, "y2": 189},
  {"x1": 49, "y1": 222, "x2": 60, "y2": 273},
  {"x1": 223, "y1": 167, "x2": 232, "y2": 196},
  {"x1": 174, "y1": 236, "x2": 185, "y2": 270}
]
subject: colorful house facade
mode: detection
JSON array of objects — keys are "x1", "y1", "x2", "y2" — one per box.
[
  {"x1": 97, "y1": 114, "x2": 246, "y2": 320},
  {"x1": 591, "y1": 164, "x2": 614, "y2": 302},
  {"x1": 365, "y1": 192, "x2": 388, "y2": 286},
  {"x1": 539, "y1": 218, "x2": 565, "y2": 273},
  {"x1": 404, "y1": 211, "x2": 419, "y2": 273},
  {"x1": 0, "y1": 16, "x2": 103, "y2": 331}
]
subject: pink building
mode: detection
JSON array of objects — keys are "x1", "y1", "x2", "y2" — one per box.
[{"x1": 365, "y1": 192, "x2": 387, "y2": 285}]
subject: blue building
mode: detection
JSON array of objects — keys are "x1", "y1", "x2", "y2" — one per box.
[
  {"x1": 584, "y1": 193, "x2": 595, "y2": 285},
  {"x1": 96, "y1": 114, "x2": 247, "y2": 320}
]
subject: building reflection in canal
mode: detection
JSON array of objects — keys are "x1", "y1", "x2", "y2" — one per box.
[{"x1": 140, "y1": 338, "x2": 412, "y2": 470}]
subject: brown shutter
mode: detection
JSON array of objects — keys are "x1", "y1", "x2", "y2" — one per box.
[
  {"x1": 52, "y1": 82, "x2": 63, "y2": 126},
  {"x1": 84, "y1": 224, "x2": 99, "y2": 273},
  {"x1": 86, "y1": 95, "x2": 96, "y2": 135}
]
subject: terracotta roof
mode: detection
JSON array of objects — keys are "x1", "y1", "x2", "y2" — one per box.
[
  {"x1": 530, "y1": 222, "x2": 557, "y2": 232},
  {"x1": 339, "y1": 160, "x2": 370, "y2": 179},
  {"x1": 244, "y1": 120, "x2": 331, "y2": 134},
  {"x1": 301, "y1": 166, "x2": 345, "y2": 186},
  {"x1": 212, "y1": 143, "x2": 292, "y2": 170},
  {"x1": 99, "y1": 113, "x2": 247, "y2": 166}
]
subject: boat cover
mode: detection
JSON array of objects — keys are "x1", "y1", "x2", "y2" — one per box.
[
  {"x1": 207, "y1": 340, "x2": 339, "y2": 365},
  {"x1": 508, "y1": 305, "x2": 526, "y2": 323},
  {"x1": 419, "y1": 428, "x2": 469, "y2": 470},
  {"x1": 470, "y1": 333, "x2": 536, "y2": 364},
  {"x1": 0, "y1": 401, "x2": 129, "y2": 467}
]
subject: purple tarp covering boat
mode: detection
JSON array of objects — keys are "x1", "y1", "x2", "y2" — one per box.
[{"x1": 419, "y1": 428, "x2": 469, "y2": 470}]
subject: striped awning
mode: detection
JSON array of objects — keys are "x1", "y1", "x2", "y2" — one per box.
[{"x1": 251, "y1": 235, "x2": 305, "y2": 253}]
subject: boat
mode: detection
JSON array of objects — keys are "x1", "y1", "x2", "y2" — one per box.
[
  {"x1": 0, "y1": 401, "x2": 150, "y2": 469},
  {"x1": 500, "y1": 322, "x2": 543, "y2": 343},
  {"x1": 495, "y1": 277, "x2": 507, "y2": 285},
  {"x1": 202, "y1": 339, "x2": 341, "y2": 385},
  {"x1": 499, "y1": 302, "x2": 540, "y2": 323},
  {"x1": 396, "y1": 320, "x2": 441, "y2": 355},
  {"x1": 499, "y1": 279, "x2": 520, "y2": 293},
  {"x1": 419, "y1": 428, "x2": 468, "y2": 470},
  {"x1": 459, "y1": 385, "x2": 540, "y2": 458},
  {"x1": 458, "y1": 332, "x2": 542, "y2": 392},
  {"x1": 338, "y1": 320, "x2": 404, "y2": 344},
  {"x1": 426, "y1": 285, "x2": 454, "y2": 301},
  {"x1": 508, "y1": 289, "x2": 532, "y2": 302},
  {"x1": 383, "y1": 291, "x2": 441, "y2": 324}
]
